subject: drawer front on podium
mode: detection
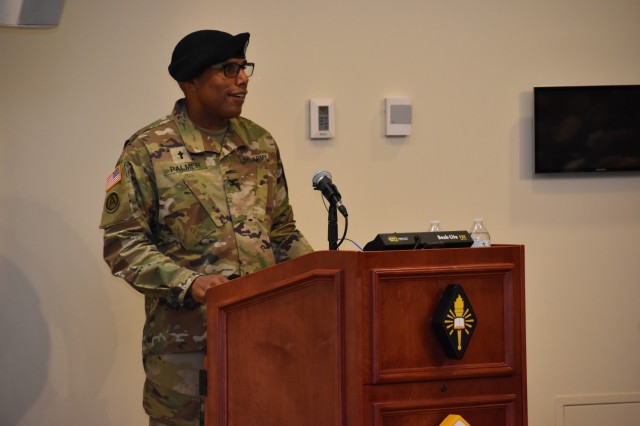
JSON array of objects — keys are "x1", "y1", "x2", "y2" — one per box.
[
  {"x1": 373, "y1": 395, "x2": 517, "y2": 426},
  {"x1": 365, "y1": 376, "x2": 523, "y2": 426}
]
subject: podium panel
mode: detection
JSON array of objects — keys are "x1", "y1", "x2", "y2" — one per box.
[
  {"x1": 223, "y1": 272, "x2": 345, "y2": 425},
  {"x1": 206, "y1": 245, "x2": 526, "y2": 426},
  {"x1": 369, "y1": 262, "x2": 517, "y2": 383}
]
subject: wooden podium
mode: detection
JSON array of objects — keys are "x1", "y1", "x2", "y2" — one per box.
[{"x1": 205, "y1": 245, "x2": 527, "y2": 426}]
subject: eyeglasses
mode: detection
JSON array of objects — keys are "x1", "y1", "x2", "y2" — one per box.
[{"x1": 208, "y1": 62, "x2": 255, "y2": 78}]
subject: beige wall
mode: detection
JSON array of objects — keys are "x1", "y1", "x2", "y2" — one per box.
[{"x1": 1, "y1": 0, "x2": 639, "y2": 425}]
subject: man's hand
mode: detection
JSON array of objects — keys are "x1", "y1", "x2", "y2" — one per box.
[{"x1": 188, "y1": 275, "x2": 230, "y2": 304}]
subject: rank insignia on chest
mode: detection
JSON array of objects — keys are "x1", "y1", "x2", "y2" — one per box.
[{"x1": 170, "y1": 147, "x2": 193, "y2": 164}]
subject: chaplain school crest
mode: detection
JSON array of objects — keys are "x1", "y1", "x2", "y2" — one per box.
[{"x1": 431, "y1": 285, "x2": 477, "y2": 360}]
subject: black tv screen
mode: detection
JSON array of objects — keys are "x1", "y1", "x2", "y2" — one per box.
[{"x1": 534, "y1": 85, "x2": 640, "y2": 173}]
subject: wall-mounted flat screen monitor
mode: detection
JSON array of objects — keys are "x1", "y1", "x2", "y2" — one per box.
[{"x1": 534, "y1": 85, "x2": 640, "y2": 173}]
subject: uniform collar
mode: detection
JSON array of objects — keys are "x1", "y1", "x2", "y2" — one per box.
[{"x1": 172, "y1": 99, "x2": 249, "y2": 155}]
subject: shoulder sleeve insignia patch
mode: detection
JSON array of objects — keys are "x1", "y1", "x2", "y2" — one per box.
[{"x1": 104, "y1": 192, "x2": 120, "y2": 213}]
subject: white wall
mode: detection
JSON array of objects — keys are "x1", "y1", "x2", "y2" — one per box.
[{"x1": 1, "y1": 0, "x2": 639, "y2": 425}]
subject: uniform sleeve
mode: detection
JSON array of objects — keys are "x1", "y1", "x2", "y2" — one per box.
[
  {"x1": 99, "y1": 143, "x2": 201, "y2": 307},
  {"x1": 269, "y1": 151, "x2": 314, "y2": 263}
]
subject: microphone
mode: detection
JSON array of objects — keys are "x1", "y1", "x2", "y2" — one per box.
[{"x1": 312, "y1": 170, "x2": 348, "y2": 217}]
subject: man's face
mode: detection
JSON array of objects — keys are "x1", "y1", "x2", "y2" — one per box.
[{"x1": 186, "y1": 58, "x2": 249, "y2": 129}]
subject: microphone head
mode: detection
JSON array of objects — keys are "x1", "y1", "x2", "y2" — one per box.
[{"x1": 312, "y1": 170, "x2": 332, "y2": 188}]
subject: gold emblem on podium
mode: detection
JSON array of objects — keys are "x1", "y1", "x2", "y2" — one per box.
[
  {"x1": 439, "y1": 414, "x2": 471, "y2": 426},
  {"x1": 431, "y1": 285, "x2": 477, "y2": 359}
]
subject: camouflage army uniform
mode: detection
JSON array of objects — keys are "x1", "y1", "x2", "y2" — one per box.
[{"x1": 100, "y1": 99, "x2": 313, "y2": 425}]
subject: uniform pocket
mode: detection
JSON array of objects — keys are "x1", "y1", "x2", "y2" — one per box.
[{"x1": 160, "y1": 180, "x2": 221, "y2": 251}]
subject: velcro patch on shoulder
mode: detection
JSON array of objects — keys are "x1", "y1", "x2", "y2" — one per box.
[{"x1": 105, "y1": 166, "x2": 122, "y2": 191}]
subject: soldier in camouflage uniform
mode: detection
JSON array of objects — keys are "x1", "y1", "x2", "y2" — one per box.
[{"x1": 100, "y1": 30, "x2": 313, "y2": 426}]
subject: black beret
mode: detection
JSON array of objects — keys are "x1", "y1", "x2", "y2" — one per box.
[{"x1": 168, "y1": 30, "x2": 250, "y2": 82}]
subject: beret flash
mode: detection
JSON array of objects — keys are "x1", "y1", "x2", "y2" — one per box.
[{"x1": 168, "y1": 30, "x2": 250, "y2": 82}]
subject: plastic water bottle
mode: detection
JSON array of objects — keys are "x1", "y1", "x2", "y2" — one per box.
[
  {"x1": 429, "y1": 220, "x2": 441, "y2": 232},
  {"x1": 470, "y1": 218, "x2": 491, "y2": 247}
]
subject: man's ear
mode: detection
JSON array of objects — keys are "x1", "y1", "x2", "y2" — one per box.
[{"x1": 178, "y1": 80, "x2": 195, "y2": 95}]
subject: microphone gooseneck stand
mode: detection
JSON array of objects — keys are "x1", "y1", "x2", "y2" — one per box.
[
  {"x1": 328, "y1": 203, "x2": 338, "y2": 251},
  {"x1": 312, "y1": 171, "x2": 347, "y2": 250}
]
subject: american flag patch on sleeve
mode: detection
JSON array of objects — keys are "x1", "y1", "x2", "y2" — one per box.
[{"x1": 105, "y1": 166, "x2": 122, "y2": 191}]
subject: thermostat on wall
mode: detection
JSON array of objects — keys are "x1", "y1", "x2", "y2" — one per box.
[
  {"x1": 385, "y1": 97, "x2": 412, "y2": 136},
  {"x1": 310, "y1": 98, "x2": 335, "y2": 139}
]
